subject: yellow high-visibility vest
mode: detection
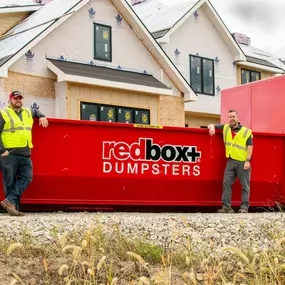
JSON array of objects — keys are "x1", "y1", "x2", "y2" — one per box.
[
  {"x1": 223, "y1": 124, "x2": 253, "y2": 161},
  {"x1": 0, "y1": 107, "x2": 33, "y2": 149}
]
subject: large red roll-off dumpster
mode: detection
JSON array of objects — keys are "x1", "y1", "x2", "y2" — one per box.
[{"x1": 0, "y1": 118, "x2": 284, "y2": 210}]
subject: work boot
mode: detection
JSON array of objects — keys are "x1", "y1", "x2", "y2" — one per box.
[
  {"x1": 0, "y1": 199, "x2": 23, "y2": 216},
  {"x1": 217, "y1": 207, "x2": 235, "y2": 213},
  {"x1": 237, "y1": 208, "x2": 248, "y2": 213}
]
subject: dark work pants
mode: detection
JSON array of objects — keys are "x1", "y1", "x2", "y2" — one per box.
[
  {"x1": 1, "y1": 155, "x2": 33, "y2": 210},
  {"x1": 222, "y1": 158, "x2": 251, "y2": 210}
]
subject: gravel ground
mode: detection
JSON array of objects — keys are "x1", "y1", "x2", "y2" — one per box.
[{"x1": 0, "y1": 212, "x2": 284, "y2": 255}]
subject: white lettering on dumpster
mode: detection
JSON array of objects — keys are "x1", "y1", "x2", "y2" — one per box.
[
  {"x1": 102, "y1": 138, "x2": 201, "y2": 177},
  {"x1": 103, "y1": 162, "x2": 200, "y2": 176},
  {"x1": 103, "y1": 138, "x2": 201, "y2": 163}
]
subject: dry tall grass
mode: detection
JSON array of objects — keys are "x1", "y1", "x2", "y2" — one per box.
[{"x1": 2, "y1": 217, "x2": 285, "y2": 285}]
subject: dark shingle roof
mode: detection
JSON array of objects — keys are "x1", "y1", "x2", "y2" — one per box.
[
  {"x1": 0, "y1": 55, "x2": 12, "y2": 66},
  {"x1": 246, "y1": 56, "x2": 284, "y2": 70},
  {"x1": 47, "y1": 58, "x2": 170, "y2": 90},
  {"x1": 152, "y1": 29, "x2": 170, "y2": 39}
]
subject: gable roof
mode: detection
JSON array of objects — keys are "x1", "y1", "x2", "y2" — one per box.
[
  {"x1": 0, "y1": 0, "x2": 197, "y2": 101},
  {"x1": 129, "y1": 0, "x2": 246, "y2": 61},
  {"x1": 127, "y1": 0, "x2": 200, "y2": 33},
  {"x1": 0, "y1": 0, "x2": 87, "y2": 75}
]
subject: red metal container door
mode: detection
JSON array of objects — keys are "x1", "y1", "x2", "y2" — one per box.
[
  {"x1": 221, "y1": 85, "x2": 252, "y2": 127},
  {"x1": 251, "y1": 77, "x2": 285, "y2": 134}
]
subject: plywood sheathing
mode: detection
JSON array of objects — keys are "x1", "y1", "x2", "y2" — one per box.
[
  {"x1": 4, "y1": 71, "x2": 55, "y2": 99},
  {"x1": 159, "y1": 95, "x2": 184, "y2": 127}
]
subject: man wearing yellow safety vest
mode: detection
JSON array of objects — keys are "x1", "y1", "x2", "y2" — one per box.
[
  {"x1": 208, "y1": 110, "x2": 253, "y2": 213},
  {"x1": 0, "y1": 91, "x2": 49, "y2": 216}
]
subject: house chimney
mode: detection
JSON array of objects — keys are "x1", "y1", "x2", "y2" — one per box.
[
  {"x1": 232, "y1": 33, "x2": 251, "y2": 46},
  {"x1": 131, "y1": 0, "x2": 147, "y2": 5}
]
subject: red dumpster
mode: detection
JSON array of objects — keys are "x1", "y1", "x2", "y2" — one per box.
[
  {"x1": 0, "y1": 119, "x2": 284, "y2": 210},
  {"x1": 221, "y1": 75, "x2": 285, "y2": 134}
]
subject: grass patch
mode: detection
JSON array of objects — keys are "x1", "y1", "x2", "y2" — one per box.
[{"x1": 0, "y1": 218, "x2": 285, "y2": 284}]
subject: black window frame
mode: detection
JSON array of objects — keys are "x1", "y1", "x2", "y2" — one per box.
[
  {"x1": 189, "y1": 54, "x2": 215, "y2": 96},
  {"x1": 241, "y1": 68, "x2": 261, "y2": 84},
  {"x1": 94, "y1": 23, "x2": 112, "y2": 62},
  {"x1": 80, "y1": 101, "x2": 151, "y2": 125}
]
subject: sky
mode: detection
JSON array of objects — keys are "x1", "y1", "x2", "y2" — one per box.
[{"x1": 162, "y1": 0, "x2": 285, "y2": 59}]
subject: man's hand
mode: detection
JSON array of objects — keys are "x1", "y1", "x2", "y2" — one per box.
[
  {"x1": 209, "y1": 128, "x2": 215, "y2": 136},
  {"x1": 39, "y1": 117, "x2": 49, "y2": 128},
  {"x1": 244, "y1": 161, "x2": 251, "y2": 170},
  {"x1": 1, "y1": 151, "x2": 9, "y2": 157},
  {"x1": 208, "y1": 124, "x2": 215, "y2": 136}
]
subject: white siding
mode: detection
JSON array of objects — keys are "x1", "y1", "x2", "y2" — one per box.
[{"x1": 160, "y1": 4, "x2": 237, "y2": 114}]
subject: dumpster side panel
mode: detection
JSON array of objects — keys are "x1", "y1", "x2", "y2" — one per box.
[
  {"x1": 0, "y1": 119, "x2": 284, "y2": 208},
  {"x1": 251, "y1": 78, "x2": 285, "y2": 134},
  {"x1": 23, "y1": 121, "x2": 227, "y2": 206}
]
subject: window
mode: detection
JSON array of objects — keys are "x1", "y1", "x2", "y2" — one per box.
[
  {"x1": 241, "y1": 69, "x2": 261, "y2": 84},
  {"x1": 80, "y1": 102, "x2": 150, "y2": 125},
  {"x1": 94, "y1": 23, "x2": 112, "y2": 62},
  {"x1": 190, "y1": 55, "x2": 215, "y2": 95}
]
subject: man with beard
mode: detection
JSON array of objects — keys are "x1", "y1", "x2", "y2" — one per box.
[
  {"x1": 208, "y1": 110, "x2": 253, "y2": 213},
  {"x1": 0, "y1": 91, "x2": 49, "y2": 216}
]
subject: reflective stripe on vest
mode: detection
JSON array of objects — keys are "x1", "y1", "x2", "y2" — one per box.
[
  {"x1": 223, "y1": 124, "x2": 252, "y2": 161},
  {"x1": 224, "y1": 141, "x2": 247, "y2": 151},
  {"x1": 2, "y1": 108, "x2": 32, "y2": 132},
  {"x1": 0, "y1": 107, "x2": 33, "y2": 149}
]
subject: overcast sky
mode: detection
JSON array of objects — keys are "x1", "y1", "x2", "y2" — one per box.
[
  {"x1": 163, "y1": 0, "x2": 285, "y2": 58},
  {"x1": 2, "y1": 0, "x2": 284, "y2": 58}
]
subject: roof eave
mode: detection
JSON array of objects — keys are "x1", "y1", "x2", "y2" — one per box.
[
  {"x1": 237, "y1": 61, "x2": 284, "y2": 74},
  {"x1": 0, "y1": 5, "x2": 42, "y2": 14}
]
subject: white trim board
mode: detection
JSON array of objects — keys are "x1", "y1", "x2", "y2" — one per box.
[{"x1": 0, "y1": 6, "x2": 41, "y2": 14}]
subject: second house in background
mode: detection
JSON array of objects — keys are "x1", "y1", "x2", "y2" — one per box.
[
  {"x1": 130, "y1": 0, "x2": 285, "y2": 128},
  {"x1": 234, "y1": 32, "x2": 285, "y2": 85}
]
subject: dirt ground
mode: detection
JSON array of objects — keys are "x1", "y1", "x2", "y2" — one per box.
[{"x1": 0, "y1": 255, "x2": 187, "y2": 285}]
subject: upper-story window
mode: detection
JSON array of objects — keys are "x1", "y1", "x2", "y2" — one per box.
[
  {"x1": 241, "y1": 68, "x2": 261, "y2": 84},
  {"x1": 94, "y1": 23, "x2": 112, "y2": 62},
  {"x1": 190, "y1": 55, "x2": 215, "y2": 96}
]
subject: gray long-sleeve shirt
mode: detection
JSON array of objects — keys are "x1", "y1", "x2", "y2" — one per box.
[{"x1": 0, "y1": 107, "x2": 46, "y2": 156}]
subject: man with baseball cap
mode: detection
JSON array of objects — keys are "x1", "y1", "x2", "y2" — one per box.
[{"x1": 0, "y1": 90, "x2": 49, "y2": 216}]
